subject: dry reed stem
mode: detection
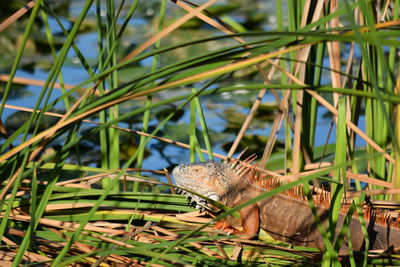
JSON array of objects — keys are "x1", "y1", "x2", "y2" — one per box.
[
  {"x1": 304, "y1": 162, "x2": 333, "y2": 170},
  {"x1": 260, "y1": 90, "x2": 291, "y2": 167},
  {"x1": 151, "y1": 225, "x2": 220, "y2": 258},
  {"x1": 231, "y1": 244, "x2": 243, "y2": 261},
  {"x1": 278, "y1": 166, "x2": 395, "y2": 189},
  {"x1": 50, "y1": 228, "x2": 139, "y2": 265},
  {"x1": 327, "y1": 0, "x2": 342, "y2": 107},
  {"x1": 272, "y1": 161, "x2": 333, "y2": 174},
  {"x1": 3, "y1": 104, "x2": 229, "y2": 161},
  {"x1": 1, "y1": 236, "x2": 17, "y2": 246},
  {"x1": 291, "y1": 1, "x2": 310, "y2": 174},
  {"x1": 42, "y1": 203, "x2": 108, "y2": 211},
  {"x1": 81, "y1": 231, "x2": 135, "y2": 248},
  {"x1": 0, "y1": 74, "x2": 90, "y2": 94},
  {"x1": 345, "y1": 188, "x2": 400, "y2": 197},
  {"x1": 342, "y1": 41, "x2": 356, "y2": 147},
  {"x1": 56, "y1": 172, "x2": 161, "y2": 186},
  {"x1": 292, "y1": 89, "x2": 304, "y2": 174},
  {"x1": 307, "y1": 89, "x2": 395, "y2": 163},
  {"x1": 22, "y1": 251, "x2": 53, "y2": 264},
  {"x1": 5, "y1": 214, "x2": 126, "y2": 234},
  {"x1": 0, "y1": 261, "x2": 12, "y2": 267},
  {"x1": 207, "y1": 232, "x2": 230, "y2": 259},
  {"x1": 4, "y1": 173, "x2": 160, "y2": 200},
  {"x1": 381, "y1": 0, "x2": 391, "y2": 21},
  {"x1": 345, "y1": 171, "x2": 394, "y2": 188},
  {"x1": 0, "y1": 1, "x2": 35, "y2": 32},
  {"x1": 164, "y1": 168, "x2": 176, "y2": 194},
  {"x1": 121, "y1": 0, "x2": 216, "y2": 62},
  {"x1": 341, "y1": 42, "x2": 355, "y2": 88},
  {"x1": 175, "y1": 211, "x2": 212, "y2": 224},
  {"x1": 91, "y1": 222, "x2": 153, "y2": 266},
  {"x1": 291, "y1": 0, "x2": 325, "y2": 173}
]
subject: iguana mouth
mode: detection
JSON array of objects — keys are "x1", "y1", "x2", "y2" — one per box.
[
  {"x1": 194, "y1": 194, "x2": 221, "y2": 211},
  {"x1": 177, "y1": 189, "x2": 220, "y2": 210}
]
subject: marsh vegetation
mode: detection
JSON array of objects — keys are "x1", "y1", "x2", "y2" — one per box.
[{"x1": 0, "y1": 0, "x2": 399, "y2": 266}]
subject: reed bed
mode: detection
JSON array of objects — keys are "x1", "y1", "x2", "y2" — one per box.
[{"x1": 0, "y1": 0, "x2": 399, "y2": 266}]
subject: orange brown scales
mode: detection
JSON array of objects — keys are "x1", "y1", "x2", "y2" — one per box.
[
  {"x1": 231, "y1": 157, "x2": 400, "y2": 231},
  {"x1": 173, "y1": 159, "x2": 400, "y2": 254}
]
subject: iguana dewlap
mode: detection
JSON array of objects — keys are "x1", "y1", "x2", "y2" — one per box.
[{"x1": 172, "y1": 160, "x2": 400, "y2": 254}]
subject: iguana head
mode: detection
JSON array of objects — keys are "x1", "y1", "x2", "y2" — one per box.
[{"x1": 172, "y1": 160, "x2": 237, "y2": 210}]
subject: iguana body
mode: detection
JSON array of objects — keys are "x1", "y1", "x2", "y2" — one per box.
[{"x1": 173, "y1": 160, "x2": 400, "y2": 254}]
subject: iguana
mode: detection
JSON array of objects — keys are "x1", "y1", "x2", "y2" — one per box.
[{"x1": 172, "y1": 160, "x2": 400, "y2": 255}]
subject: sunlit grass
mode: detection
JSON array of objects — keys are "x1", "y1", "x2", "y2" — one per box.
[{"x1": 0, "y1": 0, "x2": 399, "y2": 266}]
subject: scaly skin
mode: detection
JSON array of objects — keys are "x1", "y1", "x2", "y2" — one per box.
[{"x1": 173, "y1": 160, "x2": 400, "y2": 254}]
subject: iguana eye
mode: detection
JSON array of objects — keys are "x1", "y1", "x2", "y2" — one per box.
[{"x1": 208, "y1": 194, "x2": 220, "y2": 202}]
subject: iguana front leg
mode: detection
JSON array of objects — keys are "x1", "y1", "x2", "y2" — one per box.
[
  {"x1": 239, "y1": 203, "x2": 260, "y2": 239},
  {"x1": 215, "y1": 203, "x2": 260, "y2": 240}
]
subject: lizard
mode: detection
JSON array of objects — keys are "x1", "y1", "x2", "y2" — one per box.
[{"x1": 172, "y1": 159, "x2": 400, "y2": 255}]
